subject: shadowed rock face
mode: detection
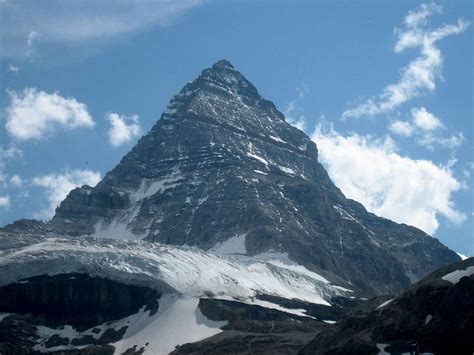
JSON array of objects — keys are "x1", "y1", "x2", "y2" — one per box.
[
  {"x1": 0, "y1": 273, "x2": 160, "y2": 330},
  {"x1": 1, "y1": 60, "x2": 460, "y2": 296},
  {"x1": 0, "y1": 274, "x2": 159, "y2": 354}
]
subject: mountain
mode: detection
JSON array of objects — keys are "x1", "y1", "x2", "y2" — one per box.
[
  {"x1": 2, "y1": 59, "x2": 459, "y2": 297},
  {"x1": 0, "y1": 59, "x2": 467, "y2": 354},
  {"x1": 300, "y1": 257, "x2": 474, "y2": 355}
]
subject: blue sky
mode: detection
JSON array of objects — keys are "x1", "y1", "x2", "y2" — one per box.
[{"x1": 0, "y1": 0, "x2": 472, "y2": 256}]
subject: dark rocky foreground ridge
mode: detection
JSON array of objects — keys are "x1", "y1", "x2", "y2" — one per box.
[
  {"x1": 300, "y1": 257, "x2": 474, "y2": 355},
  {"x1": 2, "y1": 59, "x2": 460, "y2": 297}
]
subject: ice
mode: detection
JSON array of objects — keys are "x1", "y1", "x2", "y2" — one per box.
[{"x1": 0, "y1": 237, "x2": 348, "y2": 306}]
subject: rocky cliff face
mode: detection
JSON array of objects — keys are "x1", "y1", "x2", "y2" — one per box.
[{"x1": 2, "y1": 60, "x2": 459, "y2": 296}]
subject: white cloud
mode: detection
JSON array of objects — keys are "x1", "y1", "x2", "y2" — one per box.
[
  {"x1": 343, "y1": 4, "x2": 469, "y2": 119},
  {"x1": 389, "y1": 120, "x2": 414, "y2": 137},
  {"x1": 107, "y1": 112, "x2": 142, "y2": 147},
  {"x1": 312, "y1": 125, "x2": 466, "y2": 235},
  {"x1": 388, "y1": 108, "x2": 463, "y2": 150},
  {"x1": 7, "y1": 63, "x2": 20, "y2": 72},
  {"x1": 1, "y1": 0, "x2": 204, "y2": 59},
  {"x1": 9, "y1": 175, "x2": 23, "y2": 187},
  {"x1": 412, "y1": 107, "x2": 442, "y2": 131},
  {"x1": 404, "y1": 3, "x2": 442, "y2": 28},
  {"x1": 0, "y1": 146, "x2": 22, "y2": 187},
  {"x1": 0, "y1": 196, "x2": 10, "y2": 209},
  {"x1": 418, "y1": 132, "x2": 465, "y2": 150},
  {"x1": 6, "y1": 88, "x2": 95, "y2": 140},
  {"x1": 32, "y1": 169, "x2": 101, "y2": 219}
]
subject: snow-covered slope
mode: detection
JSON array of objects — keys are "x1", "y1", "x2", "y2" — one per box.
[
  {"x1": 32, "y1": 295, "x2": 226, "y2": 355},
  {"x1": 0, "y1": 235, "x2": 352, "y2": 353},
  {"x1": 0, "y1": 235, "x2": 348, "y2": 305}
]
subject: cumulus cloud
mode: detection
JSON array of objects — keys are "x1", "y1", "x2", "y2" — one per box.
[
  {"x1": 412, "y1": 106, "x2": 443, "y2": 131},
  {"x1": 107, "y1": 112, "x2": 142, "y2": 147},
  {"x1": 389, "y1": 120, "x2": 414, "y2": 137},
  {"x1": 1, "y1": 0, "x2": 204, "y2": 59},
  {"x1": 312, "y1": 125, "x2": 466, "y2": 235},
  {"x1": 0, "y1": 196, "x2": 10, "y2": 209},
  {"x1": 32, "y1": 169, "x2": 101, "y2": 219},
  {"x1": 5, "y1": 88, "x2": 95, "y2": 140},
  {"x1": 389, "y1": 107, "x2": 464, "y2": 150},
  {"x1": 342, "y1": 3, "x2": 470, "y2": 119}
]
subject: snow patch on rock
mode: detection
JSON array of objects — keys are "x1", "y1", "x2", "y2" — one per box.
[
  {"x1": 442, "y1": 266, "x2": 474, "y2": 285},
  {"x1": 211, "y1": 233, "x2": 247, "y2": 255}
]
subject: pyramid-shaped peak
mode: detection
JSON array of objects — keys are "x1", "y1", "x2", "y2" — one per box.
[{"x1": 211, "y1": 59, "x2": 235, "y2": 70}]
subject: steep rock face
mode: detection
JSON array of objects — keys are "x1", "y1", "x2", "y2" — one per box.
[
  {"x1": 3, "y1": 60, "x2": 459, "y2": 296},
  {"x1": 0, "y1": 273, "x2": 160, "y2": 330},
  {"x1": 0, "y1": 273, "x2": 160, "y2": 354}
]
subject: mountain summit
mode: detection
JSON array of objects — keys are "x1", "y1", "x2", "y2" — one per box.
[{"x1": 5, "y1": 60, "x2": 459, "y2": 296}]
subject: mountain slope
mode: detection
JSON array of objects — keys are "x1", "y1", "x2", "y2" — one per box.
[
  {"x1": 300, "y1": 257, "x2": 474, "y2": 355},
  {"x1": 2, "y1": 60, "x2": 459, "y2": 296}
]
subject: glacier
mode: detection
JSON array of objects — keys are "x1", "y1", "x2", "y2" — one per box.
[{"x1": 0, "y1": 235, "x2": 349, "y2": 306}]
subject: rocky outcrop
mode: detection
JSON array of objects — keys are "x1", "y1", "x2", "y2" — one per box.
[
  {"x1": 300, "y1": 258, "x2": 474, "y2": 354},
  {"x1": 173, "y1": 298, "x2": 325, "y2": 355},
  {"x1": 0, "y1": 273, "x2": 159, "y2": 329},
  {"x1": 0, "y1": 274, "x2": 160, "y2": 354}
]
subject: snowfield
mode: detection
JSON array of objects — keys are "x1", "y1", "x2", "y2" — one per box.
[{"x1": 0, "y1": 236, "x2": 348, "y2": 306}]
